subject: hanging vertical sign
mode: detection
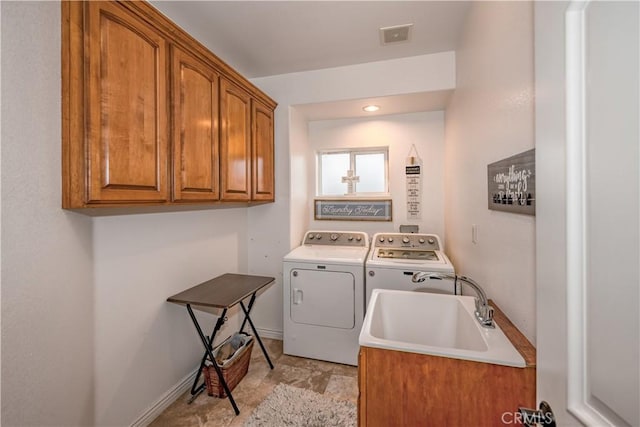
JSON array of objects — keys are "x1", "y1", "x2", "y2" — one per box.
[{"x1": 406, "y1": 144, "x2": 422, "y2": 220}]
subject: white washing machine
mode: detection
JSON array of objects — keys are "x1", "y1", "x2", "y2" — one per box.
[
  {"x1": 366, "y1": 232, "x2": 456, "y2": 307},
  {"x1": 283, "y1": 230, "x2": 369, "y2": 366}
]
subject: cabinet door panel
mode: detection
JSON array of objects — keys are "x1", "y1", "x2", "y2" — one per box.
[
  {"x1": 172, "y1": 48, "x2": 219, "y2": 201},
  {"x1": 220, "y1": 78, "x2": 251, "y2": 201},
  {"x1": 252, "y1": 100, "x2": 275, "y2": 201},
  {"x1": 86, "y1": 2, "x2": 168, "y2": 203},
  {"x1": 361, "y1": 347, "x2": 535, "y2": 426}
]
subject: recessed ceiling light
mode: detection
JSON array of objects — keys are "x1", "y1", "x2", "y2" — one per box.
[{"x1": 363, "y1": 105, "x2": 380, "y2": 112}]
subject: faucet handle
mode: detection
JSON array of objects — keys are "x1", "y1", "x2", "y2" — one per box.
[
  {"x1": 485, "y1": 305, "x2": 494, "y2": 323},
  {"x1": 474, "y1": 302, "x2": 494, "y2": 328}
]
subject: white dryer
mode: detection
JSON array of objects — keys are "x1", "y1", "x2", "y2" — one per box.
[
  {"x1": 283, "y1": 230, "x2": 369, "y2": 366},
  {"x1": 366, "y1": 232, "x2": 456, "y2": 307}
]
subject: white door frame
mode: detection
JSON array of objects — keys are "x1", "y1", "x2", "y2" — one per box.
[
  {"x1": 565, "y1": 2, "x2": 612, "y2": 424},
  {"x1": 537, "y1": 1, "x2": 639, "y2": 425}
]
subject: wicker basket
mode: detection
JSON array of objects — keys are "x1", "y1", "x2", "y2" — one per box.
[{"x1": 202, "y1": 334, "x2": 254, "y2": 398}]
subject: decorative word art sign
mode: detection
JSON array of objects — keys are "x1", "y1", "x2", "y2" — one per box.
[
  {"x1": 406, "y1": 144, "x2": 422, "y2": 220},
  {"x1": 406, "y1": 164, "x2": 421, "y2": 220},
  {"x1": 487, "y1": 149, "x2": 535, "y2": 215},
  {"x1": 314, "y1": 199, "x2": 392, "y2": 221}
]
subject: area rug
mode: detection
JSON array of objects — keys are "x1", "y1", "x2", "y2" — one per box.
[{"x1": 243, "y1": 383, "x2": 357, "y2": 427}]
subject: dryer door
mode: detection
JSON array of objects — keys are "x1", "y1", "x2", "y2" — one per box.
[{"x1": 290, "y1": 269, "x2": 355, "y2": 329}]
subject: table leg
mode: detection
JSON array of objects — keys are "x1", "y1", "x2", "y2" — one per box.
[
  {"x1": 189, "y1": 307, "x2": 227, "y2": 398},
  {"x1": 238, "y1": 293, "x2": 256, "y2": 333},
  {"x1": 186, "y1": 304, "x2": 240, "y2": 415},
  {"x1": 239, "y1": 300, "x2": 274, "y2": 370}
]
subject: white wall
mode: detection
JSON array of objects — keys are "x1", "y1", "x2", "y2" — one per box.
[
  {"x1": 307, "y1": 112, "x2": 446, "y2": 240},
  {"x1": 93, "y1": 209, "x2": 248, "y2": 426},
  {"x1": 248, "y1": 52, "x2": 455, "y2": 336},
  {"x1": 1, "y1": 2, "x2": 95, "y2": 425},
  {"x1": 289, "y1": 108, "x2": 313, "y2": 247},
  {"x1": 444, "y1": 1, "x2": 536, "y2": 341},
  {"x1": 1, "y1": 3, "x2": 253, "y2": 426}
]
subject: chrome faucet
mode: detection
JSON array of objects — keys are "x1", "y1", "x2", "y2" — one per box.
[{"x1": 411, "y1": 272, "x2": 495, "y2": 328}]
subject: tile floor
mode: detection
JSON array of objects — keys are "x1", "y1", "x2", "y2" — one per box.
[{"x1": 150, "y1": 339, "x2": 358, "y2": 427}]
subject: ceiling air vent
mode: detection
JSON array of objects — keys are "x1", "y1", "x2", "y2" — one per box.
[{"x1": 379, "y1": 23, "x2": 413, "y2": 45}]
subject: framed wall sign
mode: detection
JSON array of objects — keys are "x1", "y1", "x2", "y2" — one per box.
[
  {"x1": 314, "y1": 199, "x2": 392, "y2": 221},
  {"x1": 487, "y1": 148, "x2": 535, "y2": 215}
]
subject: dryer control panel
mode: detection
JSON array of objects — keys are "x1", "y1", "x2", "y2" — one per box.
[
  {"x1": 372, "y1": 233, "x2": 441, "y2": 250},
  {"x1": 303, "y1": 231, "x2": 369, "y2": 247}
]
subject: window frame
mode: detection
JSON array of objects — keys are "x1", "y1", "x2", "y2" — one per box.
[{"x1": 316, "y1": 146, "x2": 390, "y2": 197}]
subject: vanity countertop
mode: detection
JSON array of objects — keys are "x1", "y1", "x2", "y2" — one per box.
[{"x1": 490, "y1": 299, "x2": 536, "y2": 367}]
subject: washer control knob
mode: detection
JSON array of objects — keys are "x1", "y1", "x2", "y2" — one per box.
[
  {"x1": 347, "y1": 235, "x2": 354, "y2": 241},
  {"x1": 356, "y1": 236, "x2": 362, "y2": 241},
  {"x1": 330, "y1": 233, "x2": 339, "y2": 241},
  {"x1": 428, "y1": 238, "x2": 435, "y2": 244},
  {"x1": 388, "y1": 237, "x2": 394, "y2": 243},
  {"x1": 368, "y1": 270, "x2": 375, "y2": 277},
  {"x1": 419, "y1": 238, "x2": 425, "y2": 244},
  {"x1": 315, "y1": 234, "x2": 322, "y2": 240},
  {"x1": 379, "y1": 237, "x2": 385, "y2": 243},
  {"x1": 402, "y1": 236, "x2": 410, "y2": 244},
  {"x1": 309, "y1": 234, "x2": 315, "y2": 240}
]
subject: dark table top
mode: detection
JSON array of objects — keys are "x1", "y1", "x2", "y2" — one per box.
[{"x1": 167, "y1": 273, "x2": 275, "y2": 309}]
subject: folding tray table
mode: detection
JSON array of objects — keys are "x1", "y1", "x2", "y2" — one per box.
[{"x1": 167, "y1": 273, "x2": 275, "y2": 414}]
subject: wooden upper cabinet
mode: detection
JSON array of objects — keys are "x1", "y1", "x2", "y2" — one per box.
[
  {"x1": 85, "y1": 1, "x2": 168, "y2": 204},
  {"x1": 251, "y1": 100, "x2": 275, "y2": 201},
  {"x1": 171, "y1": 47, "x2": 219, "y2": 202},
  {"x1": 220, "y1": 78, "x2": 252, "y2": 201},
  {"x1": 62, "y1": 1, "x2": 276, "y2": 210}
]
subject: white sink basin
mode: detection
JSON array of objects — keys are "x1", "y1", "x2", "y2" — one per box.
[{"x1": 359, "y1": 289, "x2": 526, "y2": 367}]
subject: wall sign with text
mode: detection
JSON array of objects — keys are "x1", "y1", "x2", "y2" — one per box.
[
  {"x1": 406, "y1": 164, "x2": 421, "y2": 220},
  {"x1": 487, "y1": 149, "x2": 535, "y2": 216},
  {"x1": 405, "y1": 144, "x2": 422, "y2": 220},
  {"x1": 314, "y1": 199, "x2": 392, "y2": 221}
]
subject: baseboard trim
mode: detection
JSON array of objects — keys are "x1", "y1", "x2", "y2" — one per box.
[
  {"x1": 130, "y1": 329, "x2": 281, "y2": 426},
  {"x1": 130, "y1": 368, "x2": 197, "y2": 427},
  {"x1": 255, "y1": 327, "x2": 283, "y2": 340}
]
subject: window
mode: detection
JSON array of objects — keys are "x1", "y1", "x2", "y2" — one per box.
[{"x1": 317, "y1": 147, "x2": 389, "y2": 196}]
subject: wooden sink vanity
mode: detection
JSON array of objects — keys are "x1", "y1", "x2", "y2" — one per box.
[{"x1": 358, "y1": 301, "x2": 536, "y2": 427}]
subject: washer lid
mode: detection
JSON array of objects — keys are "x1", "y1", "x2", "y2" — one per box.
[
  {"x1": 366, "y1": 248, "x2": 455, "y2": 273},
  {"x1": 284, "y1": 245, "x2": 369, "y2": 265}
]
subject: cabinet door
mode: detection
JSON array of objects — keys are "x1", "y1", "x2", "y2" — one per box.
[
  {"x1": 171, "y1": 47, "x2": 219, "y2": 201},
  {"x1": 220, "y1": 78, "x2": 251, "y2": 201},
  {"x1": 85, "y1": 2, "x2": 168, "y2": 203},
  {"x1": 251, "y1": 100, "x2": 275, "y2": 201}
]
